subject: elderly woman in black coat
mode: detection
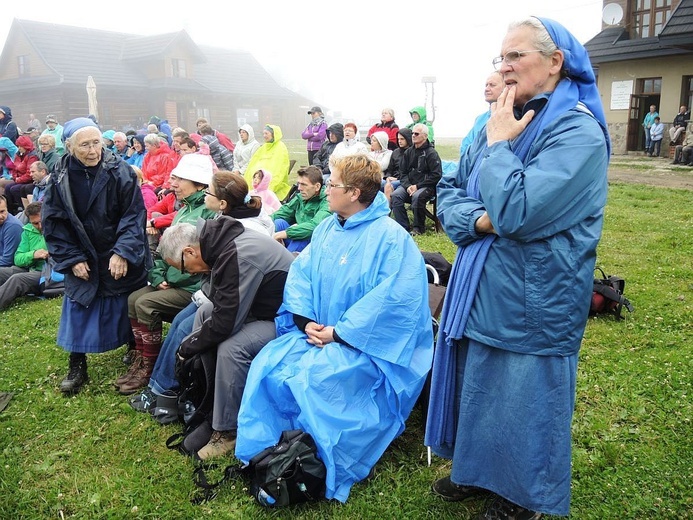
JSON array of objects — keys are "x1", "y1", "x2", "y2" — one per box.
[{"x1": 42, "y1": 118, "x2": 151, "y2": 394}]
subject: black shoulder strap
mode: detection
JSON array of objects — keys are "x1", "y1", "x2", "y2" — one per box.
[{"x1": 191, "y1": 462, "x2": 251, "y2": 504}]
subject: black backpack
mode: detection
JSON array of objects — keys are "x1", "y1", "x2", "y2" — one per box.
[
  {"x1": 421, "y1": 251, "x2": 452, "y2": 286},
  {"x1": 590, "y1": 267, "x2": 634, "y2": 320},
  {"x1": 192, "y1": 429, "x2": 326, "y2": 507},
  {"x1": 164, "y1": 348, "x2": 217, "y2": 456}
]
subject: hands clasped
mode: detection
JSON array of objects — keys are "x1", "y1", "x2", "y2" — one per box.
[{"x1": 305, "y1": 322, "x2": 335, "y2": 347}]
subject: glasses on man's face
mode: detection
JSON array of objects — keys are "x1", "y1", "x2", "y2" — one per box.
[
  {"x1": 180, "y1": 250, "x2": 186, "y2": 274},
  {"x1": 492, "y1": 49, "x2": 543, "y2": 70},
  {"x1": 77, "y1": 140, "x2": 103, "y2": 151},
  {"x1": 325, "y1": 180, "x2": 352, "y2": 191},
  {"x1": 412, "y1": 132, "x2": 421, "y2": 136}
]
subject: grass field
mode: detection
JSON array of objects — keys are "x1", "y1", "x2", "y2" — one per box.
[{"x1": 0, "y1": 143, "x2": 692, "y2": 519}]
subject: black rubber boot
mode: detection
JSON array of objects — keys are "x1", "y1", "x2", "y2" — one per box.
[{"x1": 60, "y1": 353, "x2": 88, "y2": 395}]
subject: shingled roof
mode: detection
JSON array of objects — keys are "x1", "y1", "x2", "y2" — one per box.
[
  {"x1": 584, "y1": 0, "x2": 693, "y2": 63},
  {"x1": 658, "y1": 0, "x2": 693, "y2": 48},
  {"x1": 0, "y1": 19, "x2": 291, "y2": 98}
]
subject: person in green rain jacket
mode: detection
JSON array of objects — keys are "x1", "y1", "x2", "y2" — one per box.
[{"x1": 406, "y1": 106, "x2": 435, "y2": 145}]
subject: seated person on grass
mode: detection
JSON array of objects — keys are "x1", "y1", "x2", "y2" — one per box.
[
  {"x1": 0, "y1": 195, "x2": 23, "y2": 272},
  {"x1": 235, "y1": 154, "x2": 433, "y2": 503},
  {"x1": 130, "y1": 217, "x2": 294, "y2": 461},
  {"x1": 271, "y1": 165, "x2": 331, "y2": 253},
  {"x1": 0, "y1": 202, "x2": 49, "y2": 310}
]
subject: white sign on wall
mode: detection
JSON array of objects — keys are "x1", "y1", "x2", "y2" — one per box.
[{"x1": 610, "y1": 80, "x2": 634, "y2": 110}]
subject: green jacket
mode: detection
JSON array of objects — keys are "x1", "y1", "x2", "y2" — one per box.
[
  {"x1": 406, "y1": 106, "x2": 435, "y2": 143},
  {"x1": 271, "y1": 188, "x2": 331, "y2": 240},
  {"x1": 14, "y1": 223, "x2": 47, "y2": 271},
  {"x1": 148, "y1": 190, "x2": 216, "y2": 291}
]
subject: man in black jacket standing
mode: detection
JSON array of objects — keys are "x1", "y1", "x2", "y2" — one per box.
[{"x1": 390, "y1": 123, "x2": 442, "y2": 235}]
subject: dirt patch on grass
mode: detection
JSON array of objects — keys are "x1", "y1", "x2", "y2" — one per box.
[{"x1": 609, "y1": 157, "x2": 693, "y2": 190}]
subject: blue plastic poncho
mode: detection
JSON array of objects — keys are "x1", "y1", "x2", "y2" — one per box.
[{"x1": 235, "y1": 192, "x2": 433, "y2": 503}]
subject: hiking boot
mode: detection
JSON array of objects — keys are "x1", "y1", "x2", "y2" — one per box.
[
  {"x1": 475, "y1": 496, "x2": 542, "y2": 520},
  {"x1": 117, "y1": 356, "x2": 155, "y2": 395},
  {"x1": 431, "y1": 476, "x2": 489, "y2": 502},
  {"x1": 196, "y1": 430, "x2": 237, "y2": 460},
  {"x1": 129, "y1": 387, "x2": 157, "y2": 413},
  {"x1": 122, "y1": 341, "x2": 137, "y2": 365},
  {"x1": 115, "y1": 350, "x2": 143, "y2": 386},
  {"x1": 60, "y1": 354, "x2": 88, "y2": 395}
]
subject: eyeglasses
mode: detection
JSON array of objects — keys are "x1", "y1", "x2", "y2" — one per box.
[
  {"x1": 180, "y1": 250, "x2": 186, "y2": 274},
  {"x1": 77, "y1": 140, "x2": 103, "y2": 151},
  {"x1": 492, "y1": 49, "x2": 543, "y2": 70},
  {"x1": 325, "y1": 180, "x2": 352, "y2": 191},
  {"x1": 412, "y1": 132, "x2": 421, "y2": 136},
  {"x1": 203, "y1": 190, "x2": 219, "y2": 198}
]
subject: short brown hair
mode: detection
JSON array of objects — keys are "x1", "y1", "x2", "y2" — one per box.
[
  {"x1": 330, "y1": 155, "x2": 381, "y2": 205},
  {"x1": 297, "y1": 165, "x2": 323, "y2": 185},
  {"x1": 198, "y1": 124, "x2": 214, "y2": 136}
]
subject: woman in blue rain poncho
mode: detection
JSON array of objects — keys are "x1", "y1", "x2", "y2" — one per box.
[{"x1": 235, "y1": 154, "x2": 433, "y2": 503}]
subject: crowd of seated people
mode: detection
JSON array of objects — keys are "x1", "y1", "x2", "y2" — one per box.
[{"x1": 1, "y1": 109, "x2": 441, "y2": 508}]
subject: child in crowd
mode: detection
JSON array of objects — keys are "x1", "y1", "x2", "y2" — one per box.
[
  {"x1": 250, "y1": 169, "x2": 281, "y2": 215},
  {"x1": 133, "y1": 165, "x2": 158, "y2": 210},
  {"x1": 649, "y1": 116, "x2": 664, "y2": 157}
]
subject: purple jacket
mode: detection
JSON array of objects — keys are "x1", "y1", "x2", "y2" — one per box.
[{"x1": 301, "y1": 118, "x2": 327, "y2": 152}]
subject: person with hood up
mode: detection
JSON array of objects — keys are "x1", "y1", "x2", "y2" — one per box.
[
  {"x1": 125, "y1": 134, "x2": 146, "y2": 169},
  {"x1": 235, "y1": 154, "x2": 433, "y2": 502},
  {"x1": 0, "y1": 137, "x2": 18, "y2": 183},
  {"x1": 232, "y1": 124, "x2": 261, "y2": 175},
  {"x1": 41, "y1": 117, "x2": 151, "y2": 395},
  {"x1": 301, "y1": 106, "x2": 328, "y2": 165},
  {"x1": 41, "y1": 115, "x2": 65, "y2": 155},
  {"x1": 250, "y1": 169, "x2": 281, "y2": 215},
  {"x1": 243, "y1": 124, "x2": 291, "y2": 200},
  {"x1": 368, "y1": 131, "x2": 393, "y2": 175},
  {"x1": 0, "y1": 106, "x2": 19, "y2": 144},
  {"x1": 406, "y1": 106, "x2": 435, "y2": 145},
  {"x1": 148, "y1": 116, "x2": 172, "y2": 145},
  {"x1": 312, "y1": 122, "x2": 344, "y2": 181},
  {"x1": 101, "y1": 130, "x2": 117, "y2": 154},
  {"x1": 2, "y1": 135, "x2": 39, "y2": 215},
  {"x1": 366, "y1": 108, "x2": 399, "y2": 150}
]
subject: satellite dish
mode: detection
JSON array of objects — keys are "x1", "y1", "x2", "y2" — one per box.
[{"x1": 602, "y1": 3, "x2": 624, "y2": 25}]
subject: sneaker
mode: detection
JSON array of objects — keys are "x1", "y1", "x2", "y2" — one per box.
[
  {"x1": 476, "y1": 496, "x2": 542, "y2": 519},
  {"x1": 129, "y1": 388, "x2": 157, "y2": 413},
  {"x1": 431, "y1": 476, "x2": 489, "y2": 502},
  {"x1": 410, "y1": 228, "x2": 424, "y2": 236},
  {"x1": 196, "y1": 430, "x2": 236, "y2": 460}
]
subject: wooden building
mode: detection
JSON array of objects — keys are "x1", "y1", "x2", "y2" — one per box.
[
  {"x1": 584, "y1": 0, "x2": 693, "y2": 154},
  {"x1": 0, "y1": 19, "x2": 319, "y2": 138}
]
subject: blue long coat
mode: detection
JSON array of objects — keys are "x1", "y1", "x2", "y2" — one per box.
[{"x1": 42, "y1": 149, "x2": 150, "y2": 307}]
